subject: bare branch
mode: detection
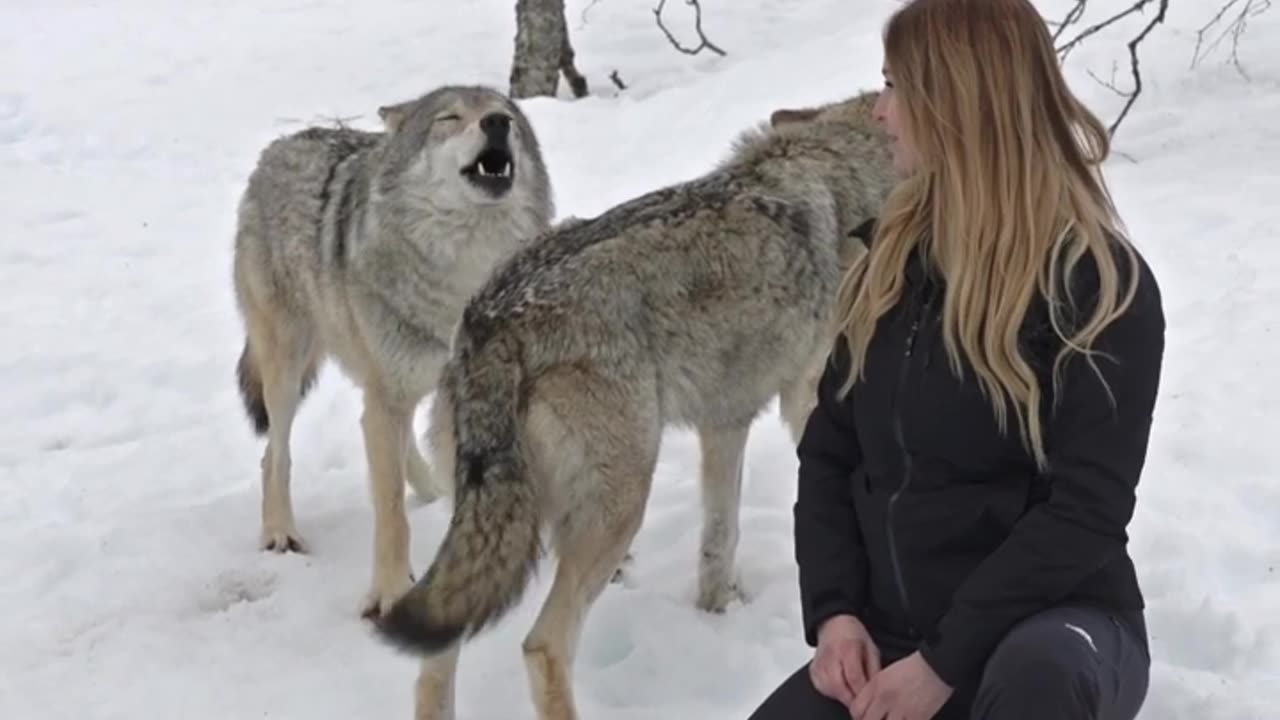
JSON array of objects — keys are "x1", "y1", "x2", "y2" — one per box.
[
  {"x1": 653, "y1": 0, "x2": 726, "y2": 57},
  {"x1": 1056, "y1": 0, "x2": 1159, "y2": 61},
  {"x1": 577, "y1": 0, "x2": 603, "y2": 30},
  {"x1": 1048, "y1": 0, "x2": 1088, "y2": 41},
  {"x1": 609, "y1": 70, "x2": 627, "y2": 91},
  {"x1": 1051, "y1": 0, "x2": 1170, "y2": 139},
  {"x1": 1106, "y1": 0, "x2": 1169, "y2": 136},
  {"x1": 1191, "y1": 0, "x2": 1272, "y2": 79}
]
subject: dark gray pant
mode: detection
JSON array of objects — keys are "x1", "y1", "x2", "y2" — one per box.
[{"x1": 747, "y1": 606, "x2": 1150, "y2": 720}]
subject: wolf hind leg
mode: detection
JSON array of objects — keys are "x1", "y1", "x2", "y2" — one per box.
[
  {"x1": 250, "y1": 313, "x2": 320, "y2": 554},
  {"x1": 413, "y1": 642, "x2": 461, "y2": 720},
  {"x1": 695, "y1": 422, "x2": 750, "y2": 613},
  {"x1": 521, "y1": 368, "x2": 660, "y2": 720},
  {"x1": 407, "y1": 388, "x2": 456, "y2": 503},
  {"x1": 404, "y1": 435, "x2": 437, "y2": 503}
]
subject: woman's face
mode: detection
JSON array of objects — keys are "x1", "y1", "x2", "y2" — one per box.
[{"x1": 873, "y1": 63, "x2": 919, "y2": 176}]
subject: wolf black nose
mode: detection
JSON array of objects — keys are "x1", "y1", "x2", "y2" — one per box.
[{"x1": 480, "y1": 113, "x2": 511, "y2": 137}]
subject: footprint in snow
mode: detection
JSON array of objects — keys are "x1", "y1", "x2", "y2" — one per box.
[{"x1": 196, "y1": 567, "x2": 278, "y2": 614}]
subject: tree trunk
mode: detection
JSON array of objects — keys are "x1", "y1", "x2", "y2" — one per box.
[{"x1": 510, "y1": 0, "x2": 588, "y2": 99}]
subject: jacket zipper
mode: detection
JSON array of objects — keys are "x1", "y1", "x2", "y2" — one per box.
[{"x1": 887, "y1": 289, "x2": 930, "y2": 638}]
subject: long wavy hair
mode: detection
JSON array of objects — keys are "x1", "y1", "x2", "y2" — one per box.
[{"x1": 834, "y1": 0, "x2": 1140, "y2": 469}]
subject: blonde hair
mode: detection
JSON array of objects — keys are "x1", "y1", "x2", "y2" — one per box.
[{"x1": 835, "y1": 0, "x2": 1140, "y2": 469}]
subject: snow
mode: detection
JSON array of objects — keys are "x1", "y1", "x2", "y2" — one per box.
[{"x1": 1, "y1": 0, "x2": 1277, "y2": 718}]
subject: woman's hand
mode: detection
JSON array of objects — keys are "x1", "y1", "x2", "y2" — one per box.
[
  {"x1": 849, "y1": 650, "x2": 953, "y2": 720},
  {"x1": 810, "y1": 614, "x2": 881, "y2": 709}
]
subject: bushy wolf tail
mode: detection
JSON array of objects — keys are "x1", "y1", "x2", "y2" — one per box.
[
  {"x1": 236, "y1": 343, "x2": 271, "y2": 434},
  {"x1": 235, "y1": 341, "x2": 318, "y2": 436},
  {"x1": 374, "y1": 330, "x2": 542, "y2": 653}
]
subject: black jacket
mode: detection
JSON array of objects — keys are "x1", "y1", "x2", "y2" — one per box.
[{"x1": 794, "y1": 227, "x2": 1165, "y2": 689}]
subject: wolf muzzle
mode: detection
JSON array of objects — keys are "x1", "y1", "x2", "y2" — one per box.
[{"x1": 462, "y1": 112, "x2": 515, "y2": 197}]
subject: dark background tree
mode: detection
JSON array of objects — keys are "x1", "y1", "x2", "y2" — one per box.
[
  {"x1": 511, "y1": 0, "x2": 727, "y2": 98},
  {"x1": 509, "y1": 0, "x2": 588, "y2": 99}
]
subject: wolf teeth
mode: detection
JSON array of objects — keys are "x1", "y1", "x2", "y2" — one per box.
[{"x1": 477, "y1": 162, "x2": 512, "y2": 178}]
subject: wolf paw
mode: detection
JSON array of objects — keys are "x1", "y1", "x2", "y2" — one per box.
[
  {"x1": 695, "y1": 579, "x2": 743, "y2": 614},
  {"x1": 260, "y1": 524, "x2": 307, "y2": 554},
  {"x1": 360, "y1": 572, "x2": 415, "y2": 621}
]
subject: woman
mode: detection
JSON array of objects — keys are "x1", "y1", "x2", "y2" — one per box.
[{"x1": 749, "y1": 1, "x2": 1164, "y2": 719}]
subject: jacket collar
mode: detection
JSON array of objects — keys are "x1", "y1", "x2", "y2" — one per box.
[{"x1": 849, "y1": 216, "x2": 942, "y2": 295}]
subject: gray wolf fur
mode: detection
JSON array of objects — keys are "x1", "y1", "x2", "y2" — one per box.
[
  {"x1": 372, "y1": 89, "x2": 895, "y2": 720},
  {"x1": 231, "y1": 84, "x2": 553, "y2": 619}
]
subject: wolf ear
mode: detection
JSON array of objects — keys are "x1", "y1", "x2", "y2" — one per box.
[
  {"x1": 378, "y1": 102, "x2": 413, "y2": 133},
  {"x1": 770, "y1": 107, "x2": 822, "y2": 128}
]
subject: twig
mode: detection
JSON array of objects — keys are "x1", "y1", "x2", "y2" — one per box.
[
  {"x1": 1048, "y1": 0, "x2": 1088, "y2": 41},
  {"x1": 609, "y1": 70, "x2": 627, "y2": 90},
  {"x1": 1052, "y1": 0, "x2": 1170, "y2": 139},
  {"x1": 577, "y1": 0, "x2": 603, "y2": 30},
  {"x1": 1056, "y1": 0, "x2": 1158, "y2": 61},
  {"x1": 317, "y1": 114, "x2": 361, "y2": 129},
  {"x1": 1191, "y1": 0, "x2": 1272, "y2": 79},
  {"x1": 653, "y1": 0, "x2": 726, "y2": 57},
  {"x1": 1106, "y1": 0, "x2": 1169, "y2": 136}
]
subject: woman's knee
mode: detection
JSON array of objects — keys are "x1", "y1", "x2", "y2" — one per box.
[{"x1": 972, "y1": 617, "x2": 1103, "y2": 719}]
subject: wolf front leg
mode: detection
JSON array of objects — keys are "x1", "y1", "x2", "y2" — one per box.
[
  {"x1": 695, "y1": 423, "x2": 750, "y2": 613},
  {"x1": 359, "y1": 390, "x2": 415, "y2": 619},
  {"x1": 777, "y1": 351, "x2": 826, "y2": 445}
]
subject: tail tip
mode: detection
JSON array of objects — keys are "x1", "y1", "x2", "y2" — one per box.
[
  {"x1": 372, "y1": 599, "x2": 466, "y2": 655},
  {"x1": 245, "y1": 401, "x2": 269, "y2": 436}
]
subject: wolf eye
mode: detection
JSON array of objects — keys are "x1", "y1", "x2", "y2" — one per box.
[{"x1": 435, "y1": 114, "x2": 461, "y2": 123}]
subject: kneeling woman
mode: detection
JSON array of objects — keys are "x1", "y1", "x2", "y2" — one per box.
[{"x1": 750, "y1": 0, "x2": 1165, "y2": 718}]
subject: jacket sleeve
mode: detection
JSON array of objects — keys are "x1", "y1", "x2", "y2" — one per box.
[
  {"x1": 795, "y1": 340, "x2": 870, "y2": 647},
  {"x1": 918, "y1": 251, "x2": 1166, "y2": 687}
]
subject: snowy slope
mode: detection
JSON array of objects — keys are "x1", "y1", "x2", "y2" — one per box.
[{"x1": 1, "y1": 0, "x2": 1277, "y2": 718}]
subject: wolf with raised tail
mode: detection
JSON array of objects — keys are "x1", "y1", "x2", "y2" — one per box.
[
  {"x1": 230, "y1": 84, "x2": 553, "y2": 619},
  {"x1": 375, "y1": 90, "x2": 893, "y2": 720}
]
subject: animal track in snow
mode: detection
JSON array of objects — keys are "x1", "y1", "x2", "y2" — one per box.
[{"x1": 195, "y1": 568, "x2": 278, "y2": 614}]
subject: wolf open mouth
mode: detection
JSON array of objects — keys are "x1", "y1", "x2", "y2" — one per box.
[{"x1": 461, "y1": 146, "x2": 515, "y2": 196}]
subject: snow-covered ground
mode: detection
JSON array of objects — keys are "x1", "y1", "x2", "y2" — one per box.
[{"x1": 2, "y1": 0, "x2": 1276, "y2": 718}]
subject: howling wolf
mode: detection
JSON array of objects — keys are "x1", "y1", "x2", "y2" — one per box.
[{"x1": 231, "y1": 84, "x2": 553, "y2": 618}]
